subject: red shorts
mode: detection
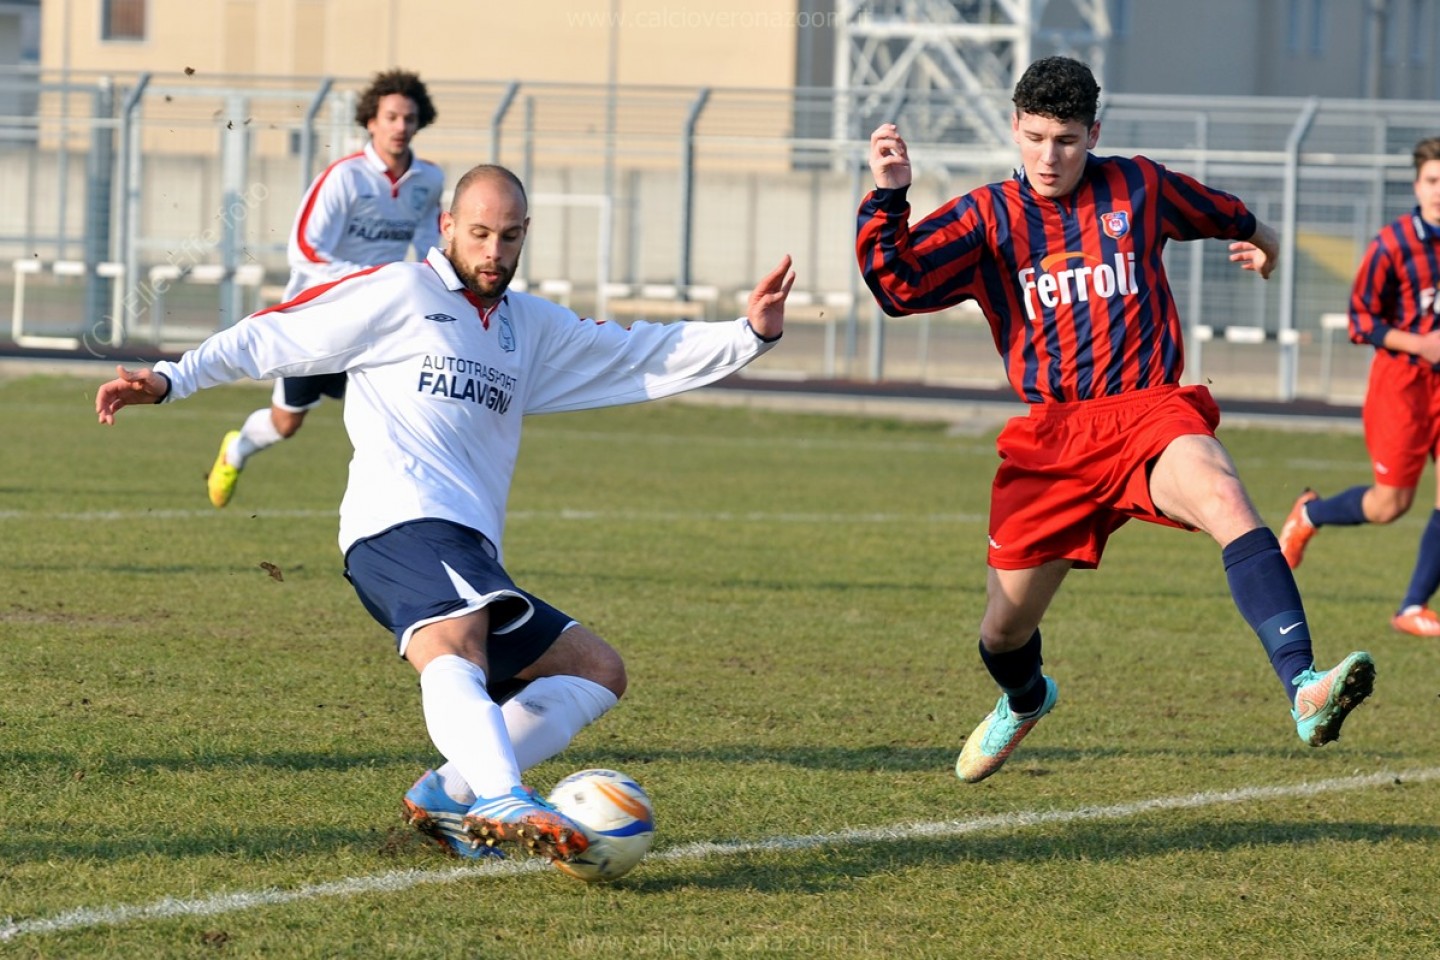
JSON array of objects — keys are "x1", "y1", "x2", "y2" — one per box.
[
  {"x1": 988, "y1": 384, "x2": 1221, "y2": 570},
  {"x1": 1361, "y1": 350, "x2": 1440, "y2": 489}
]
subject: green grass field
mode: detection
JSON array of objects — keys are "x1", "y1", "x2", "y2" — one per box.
[{"x1": 2, "y1": 373, "x2": 1437, "y2": 958}]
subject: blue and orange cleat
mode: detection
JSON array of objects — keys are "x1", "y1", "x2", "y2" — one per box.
[
  {"x1": 462, "y1": 785, "x2": 590, "y2": 862},
  {"x1": 403, "y1": 769, "x2": 502, "y2": 860}
]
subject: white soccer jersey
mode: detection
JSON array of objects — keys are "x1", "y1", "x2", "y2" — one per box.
[
  {"x1": 283, "y1": 141, "x2": 445, "y2": 298},
  {"x1": 154, "y1": 249, "x2": 777, "y2": 556}
]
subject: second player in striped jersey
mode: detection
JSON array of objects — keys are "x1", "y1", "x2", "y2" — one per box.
[
  {"x1": 1278, "y1": 137, "x2": 1440, "y2": 637},
  {"x1": 856, "y1": 56, "x2": 1374, "y2": 784}
]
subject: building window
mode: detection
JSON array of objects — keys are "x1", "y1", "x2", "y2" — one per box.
[
  {"x1": 1384, "y1": 0, "x2": 1402, "y2": 63},
  {"x1": 1308, "y1": 0, "x2": 1326, "y2": 56},
  {"x1": 1409, "y1": 0, "x2": 1427, "y2": 65},
  {"x1": 1111, "y1": 0, "x2": 1132, "y2": 39},
  {"x1": 1285, "y1": 0, "x2": 1305, "y2": 54},
  {"x1": 101, "y1": 0, "x2": 145, "y2": 41}
]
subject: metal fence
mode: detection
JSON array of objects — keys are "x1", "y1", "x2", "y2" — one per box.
[{"x1": 0, "y1": 67, "x2": 1431, "y2": 403}]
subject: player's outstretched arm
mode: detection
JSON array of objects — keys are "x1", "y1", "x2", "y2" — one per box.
[
  {"x1": 869, "y1": 123, "x2": 912, "y2": 190},
  {"x1": 95, "y1": 364, "x2": 169, "y2": 424},
  {"x1": 746, "y1": 254, "x2": 796, "y2": 340},
  {"x1": 1228, "y1": 219, "x2": 1279, "y2": 280}
]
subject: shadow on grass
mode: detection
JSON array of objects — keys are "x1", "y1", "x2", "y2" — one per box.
[
  {"x1": 0, "y1": 823, "x2": 408, "y2": 867},
  {"x1": 0, "y1": 559, "x2": 328, "y2": 577},
  {"x1": 11, "y1": 739, "x2": 1408, "y2": 787},
  {"x1": 8, "y1": 746, "x2": 429, "y2": 774},
  {"x1": 624, "y1": 818, "x2": 1440, "y2": 895},
  {"x1": 555, "y1": 740, "x2": 1414, "y2": 772}
]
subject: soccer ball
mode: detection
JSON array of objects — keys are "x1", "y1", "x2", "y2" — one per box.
[{"x1": 546, "y1": 768, "x2": 655, "y2": 883}]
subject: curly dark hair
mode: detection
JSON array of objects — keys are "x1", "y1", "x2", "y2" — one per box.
[
  {"x1": 1012, "y1": 57, "x2": 1100, "y2": 127},
  {"x1": 355, "y1": 69, "x2": 437, "y2": 130}
]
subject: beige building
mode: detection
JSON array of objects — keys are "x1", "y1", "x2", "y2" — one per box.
[
  {"x1": 32, "y1": 1, "x2": 1440, "y2": 101},
  {"x1": 41, "y1": 0, "x2": 805, "y2": 88}
]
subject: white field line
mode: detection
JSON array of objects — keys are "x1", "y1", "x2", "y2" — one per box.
[
  {"x1": 3, "y1": 767, "x2": 1436, "y2": 943},
  {"x1": 0, "y1": 508, "x2": 987, "y2": 525}
]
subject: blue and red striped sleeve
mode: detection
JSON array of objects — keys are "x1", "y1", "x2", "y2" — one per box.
[
  {"x1": 1154, "y1": 163, "x2": 1256, "y2": 243},
  {"x1": 1349, "y1": 225, "x2": 1403, "y2": 347},
  {"x1": 1349, "y1": 215, "x2": 1440, "y2": 357},
  {"x1": 856, "y1": 185, "x2": 991, "y2": 316}
]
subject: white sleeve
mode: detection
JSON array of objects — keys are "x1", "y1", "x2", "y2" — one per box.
[
  {"x1": 287, "y1": 169, "x2": 369, "y2": 280},
  {"x1": 153, "y1": 268, "x2": 403, "y2": 402},
  {"x1": 412, "y1": 191, "x2": 442, "y2": 259},
  {"x1": 523, "y1": 312, "x2": 776, "y2": 415}
]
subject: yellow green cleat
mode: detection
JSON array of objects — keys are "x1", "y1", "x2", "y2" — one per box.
[{"x1": 206, "y1": 430, "x2": 242, "y2": 508}]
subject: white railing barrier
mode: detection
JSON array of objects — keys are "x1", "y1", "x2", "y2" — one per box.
[
  {"x1": 9, "y1": 258, "x2": 127, "y2": 351},
  {"x1": 146, "y1": 263, "x2": 269, "y2": 349}
]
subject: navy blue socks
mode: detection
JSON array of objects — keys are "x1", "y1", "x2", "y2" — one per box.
[
  {"x1": 1400, "y1": 509, "x2": 1440, "y2": 611},
  {"x1": 1306, "y1": 485, "x2": 1368, "y2": 527},
  {"x1": 1223, "y1": 527, "x2": 1313, "y2": 701},
  {"x1": 979, "y1": 630, "x2": 1046, "y2": 715}
]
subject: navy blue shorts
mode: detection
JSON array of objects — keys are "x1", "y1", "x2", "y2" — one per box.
[
  {"x1": 273, "y1": 372, "x2": 347, "y2": 412},
  {"x1": 344, "y1": 519, "x2": 576, "y2": 691}
]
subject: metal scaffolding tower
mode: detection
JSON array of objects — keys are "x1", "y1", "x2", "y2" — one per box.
[{"x1": 834, "y1": 0, "x2": 1112, "y2": 145}]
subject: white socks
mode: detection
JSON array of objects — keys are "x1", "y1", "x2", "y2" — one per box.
[
  {"x1": 229, "y1": 407, "x2": 285, "y2": 467},
  {"x1": 503, "y1": 675, "x2": 619, "y2": 770},
  {"x1": 419, "y1": 655, "x2": 522, "y2": 801},
  {"x1": 433, "y1": 674, "x2": 619, "y2": 806}
]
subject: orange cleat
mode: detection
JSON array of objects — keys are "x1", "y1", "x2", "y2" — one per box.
[
  {"x1": 1278, "y1": 489, "x2": 1319, "y2": 569},
  {"x1": 1391, "y1": 606, "x2": 1440, "y2": 637}
]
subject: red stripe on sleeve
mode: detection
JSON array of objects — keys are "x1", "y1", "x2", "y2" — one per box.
[
  {"x1": 251, "y1": 263, "x2": 387, "y2": 318},
  {"x1": 293, "y1": 152, "x2": 364, "y2": 264}
]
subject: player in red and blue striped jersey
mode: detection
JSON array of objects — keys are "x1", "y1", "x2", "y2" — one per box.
[
  {"x1": 857, "y1": 56, "x2": 1375, "y2": 783},
  {"x1": 1279, "y1": 137, "x2": 1440, "y2": 637}
]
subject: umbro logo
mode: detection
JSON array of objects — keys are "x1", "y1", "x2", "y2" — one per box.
[{"x1": 425, "y1": 313, "x2": 459, "y2": 323}]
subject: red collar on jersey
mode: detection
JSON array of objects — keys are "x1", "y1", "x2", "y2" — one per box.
[{"x1": 460, "y1": 288, "x2": 503, "y2": 329}]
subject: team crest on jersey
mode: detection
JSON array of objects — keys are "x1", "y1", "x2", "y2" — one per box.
[
  {"x1": 409, "y1": 187, "x2": 432, "y2": 213},
  {"x1": 498, "y1": 314, "x2": 516, "y2": 352},
  {"x1": 1101, "y1": 210, "x2": 1130, "y2": 239}
]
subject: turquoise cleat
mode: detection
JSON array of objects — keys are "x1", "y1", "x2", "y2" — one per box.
[
  {"x1": 1292, "y1": 652, "x2": 1375, "y2": 746},
  {"x1": 956, "y1": 676, "x2": 1059, "y2": 783}
]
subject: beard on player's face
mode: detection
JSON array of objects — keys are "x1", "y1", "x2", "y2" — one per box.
[{"x1": 447, "y1": 240, "x2": 516, "y2": 302}]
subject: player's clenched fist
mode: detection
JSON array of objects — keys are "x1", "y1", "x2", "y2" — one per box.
[{"x1": 869, "y1": 123, "x2": 912, "y2": 190}]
